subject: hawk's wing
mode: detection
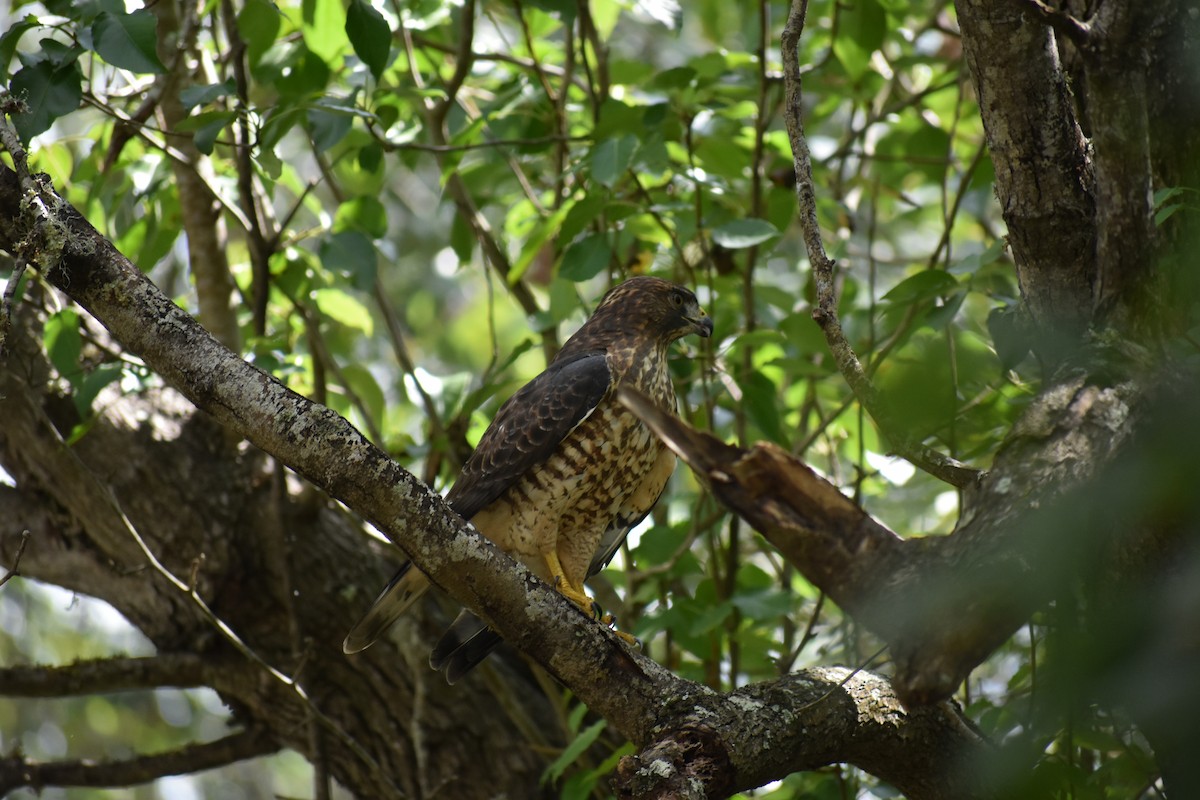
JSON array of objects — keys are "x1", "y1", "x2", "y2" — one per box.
[
  {"x1": 343, "y1": 352, "x2": 610, "y2": 656},
  {"x1": 446, "y1": 351, "x2": 612, "y2": 519}
]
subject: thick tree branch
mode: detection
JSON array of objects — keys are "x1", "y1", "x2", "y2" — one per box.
[
  {"x1": 955, "y1": 0, "x2": 1096, "y2": 348},
  {"x1": 1077, "y1": 2, "x2": 1164, "y2": 323},
  {"x1": 621, "y1": 374, "x2": 1153, "y2": 707},
  {"x1": 0, "y1": 162, "x2": 993, "y2": 797},
  {"x1": 0, "y1": 727, "x2": 278, "y2": 795},
  {"x1": 615, "y1": 667, "x2": 991, "y2": 800}
]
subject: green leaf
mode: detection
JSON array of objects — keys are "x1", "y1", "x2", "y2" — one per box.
[
  {"x1": 318, "y1": 231, "x2": 378, "y2": 290},
  {"x1": 0, "y1": 15, "x2": 40, "y2": 82},
  {"x1": 302, "y1": 0, "x2": 349, "y2": 64},
  {"x1": 739, "y1": 369, "x2": 786, "y2": 444},
  {"x1": 10, "y1": 59, "x2": 82, "y2": 141},
  {"x1": 591, "y1": 134, "x2": 638, "y2": 187},
  {"x1": 339, "y1": 363, "x2": 385, "y2": 430},
  {"x1": 832, "y1": 0, "x2": 886, "y2": 79},
  {"x1": 882, "y1": 269, "x2": 959, "y2": 304},
  {"x1": 91, "y1": 10, "x2": 166, "y2": 74},
  {"x1": 712, "y1": 219, "x2": 780, "y2": 249},
  {"x1": 179, "y1": 80, "x2": 235, "y2": 111},
  {"x1": 449, "y1": 213, "x2": 473, "y2": 264},
  {"x1": 346, "y1": 0, "x2": 391, "y2": 81},
  {"x1": 313, "y1": 288, "x2": 374, "y2": 335},
  {"x1": 174, "y1": 110, "x2": 236, "y2": 155},
  {"x1": 334, "y1": 197, "x2": 388, "y2": 238},
  {"x1": 558, "y1": 234, "x2": 611, "y2": 281},
  {"x1": 558, "y1": 194, "x2": 606, "y2": 244},
  {"x1": 237, "y1": 0, "x2": 281, "y2": 68},
  {"x1": 307, "y1": 105, "x2": 353, "y2": 152},
  {"x1": 541, "y1": 720, "x2": 606, "y2": 784},
  {"x1": 44, "y1": 310, "x2": 82, "y2": 381},
  {"x1": 72, "y1": 364, "x2": 123, "y2": 419}
]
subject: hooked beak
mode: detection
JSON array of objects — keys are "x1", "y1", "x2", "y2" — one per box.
[{"x1": 689, "y1": 311, "x2": 713, "y2": 338}]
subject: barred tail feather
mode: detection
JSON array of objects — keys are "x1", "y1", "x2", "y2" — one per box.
[
  {"x1": 429, "y1": 610, "x2": 503, "y2": 684},
  {"x1": 342, "y1": 562, "x2": 431, "y2": 654}
]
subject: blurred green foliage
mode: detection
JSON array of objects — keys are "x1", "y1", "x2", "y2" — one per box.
[{"x1": 0, "y1": 0, "x2": 1166, "y2": 796}]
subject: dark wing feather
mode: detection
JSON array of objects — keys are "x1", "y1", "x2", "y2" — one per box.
[
  {"x1": 445, "y1": 351, "x2": 611, "y2": 519},
  {"x1": 428, "y1": 610, "x2": 502, "y2": 684}
]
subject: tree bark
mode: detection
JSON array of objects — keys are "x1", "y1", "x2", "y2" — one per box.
[{"x1": 0, "y1": 163, "x2": 989, "y2": 798}]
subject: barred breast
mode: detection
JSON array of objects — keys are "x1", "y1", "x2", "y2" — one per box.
[{"x1": 471, "y1": 344, "x2": 675, "y2": 591}]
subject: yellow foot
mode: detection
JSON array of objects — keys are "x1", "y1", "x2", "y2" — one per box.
[
  {"x1": 600, "y1": 612, "x2": 641, "y2": 648},
  {"x1": 553, "y1": 575, "x2": 599, "y2": 617},
  {"x1": 613, "y1": 628, "x2": 640, "y2": 648}
]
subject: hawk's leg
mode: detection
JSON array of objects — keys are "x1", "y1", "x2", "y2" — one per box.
[
  {"x1": 543, "y1": 550, "x2": 599, "y2": 617},
  {"x1": 544, "y1": 552, "x2": 640, "y2": 648}
]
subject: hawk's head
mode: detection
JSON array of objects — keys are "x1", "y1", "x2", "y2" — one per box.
[{"x1": 594, "y1": 276, "x2": 713, "y2": 342}]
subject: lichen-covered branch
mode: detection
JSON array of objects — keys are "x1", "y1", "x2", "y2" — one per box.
[{"x1": 0, "y1": 158, "x2": 991, "y2": 798}]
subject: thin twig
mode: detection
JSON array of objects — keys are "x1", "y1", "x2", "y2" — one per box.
[
  {"x1": 0, "y1": 530, "x2": 31, "y2": 589},
  {"x1": 780, "y1": 0, "x2": 981, "y2": 490},
  {"x1": 0, "y1": 258, "x2": 29, "y2": 356}
]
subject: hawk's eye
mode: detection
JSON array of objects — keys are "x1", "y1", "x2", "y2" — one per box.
[{"x1": 670, "y1": 291, "x2": 685, "y2": 307}]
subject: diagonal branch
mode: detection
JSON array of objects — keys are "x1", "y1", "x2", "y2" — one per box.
[
  {"x1": 0, "y1": 154, "x2": 994, "y2": 798},
  {"x1": 620, "y1": 376, "x2": 1151, "y2": 709},
  {"x1": 0, "y1": 727, "x2": 278, "y2": 795}
]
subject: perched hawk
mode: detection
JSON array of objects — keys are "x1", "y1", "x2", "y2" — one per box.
[{"x1": 344, "y1": 276, "x2": 712, "y2": 682}]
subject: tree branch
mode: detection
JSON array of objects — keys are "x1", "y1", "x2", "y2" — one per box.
[
  {"x1": 0, "y1": 727, "x2": 278, "y2": 795},
  {"x1": 0, "y1": 156, "x2": 994, "y2": 796},
  {"x1": 620, "y1": 374, "x2": 1156, "y2": 707},
  {"x1": 1017, "y1": 0, "x2": 1092, "y2": 45},
  {"x1": 0, "y1": 655, "x2": 209, "y2": 697},
  {"x1": 955, "y1": 0, "x2": 1096, "y2": 347},
  {"x1": 615, "y1": 667, "x2": 992, "y2": 800}
]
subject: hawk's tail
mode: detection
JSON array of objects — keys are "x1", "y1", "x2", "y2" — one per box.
[
  {"x1": 342, "y1": 562, "x2": 431, "y2": 654},
  {"x1": 428, "y1": 610, "x2": 503, "y2": 684}
]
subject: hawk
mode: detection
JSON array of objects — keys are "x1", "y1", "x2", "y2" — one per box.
[{"x1": 344, "y1": 276, "x2": 712, "y2": 682}]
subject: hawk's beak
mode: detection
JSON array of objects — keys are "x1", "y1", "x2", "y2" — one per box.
[{"x1": 689, "y1": 312, "x2": 713, "y2": 338}]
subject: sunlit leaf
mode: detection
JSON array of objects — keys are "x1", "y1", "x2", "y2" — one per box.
[
  {"x1": 313, "y1": 288, "x2": 374, "y2": 335},
  {"x1": 44, "y1": 309, "x2": 82, "y2": 381},
  {"x1": 712, "y1": 219, "x2": 780, "y2": 249}
]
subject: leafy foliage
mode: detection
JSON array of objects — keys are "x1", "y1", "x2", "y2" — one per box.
[{"x1": 0, "y1": 0, "x2": 1168, "y2": 797}]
